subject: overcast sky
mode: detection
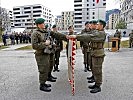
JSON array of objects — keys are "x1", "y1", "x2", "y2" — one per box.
[{"x1": 1, "y1": 0, "x2": 120, "y2": 15}]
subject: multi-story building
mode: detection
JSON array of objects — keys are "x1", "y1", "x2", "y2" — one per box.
[
  {"x1": 74, "y1": 0, "x2": 106, "y2": 32},
  {"x1": 120, "y1": 0, "x2": 133, "y2": 29},
  {"x1": 109, "y1": 11, "x2": 120, "y2": 29},
  {"x1": 54, "y1": 15, "x2": 62, "y2": 30},
  {"x1": 61, "y1": 11, "x2": 74, "y2": 31},
  {"x1": 13, "y1": 4, "x2": 53, "y2": 31},
  {"x1": 0, "y1": 7, "x2": 13, "y2": 32}
]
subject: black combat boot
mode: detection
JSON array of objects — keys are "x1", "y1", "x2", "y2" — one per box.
[
  {"x1": 88, "y1": 78, "x2": 95, "y2": 83},
  {"x1": 88, "y1": 84, "x2": 96, "y2": 89},
  {"x1": 84, "y1": 64, "x2": 87, "y2": 72},
  {"x1": 44, "y1": 83, "x2": 51, "y2": 87},
  {"x1": 47, "y1": 73, "x2": 57, "y2": 82},
  {"x1": 56, "y1": 65, "x2": 60, "y2": 72},
  {"x1": 87, "y1": 75, "x2": 94, "y2": 80},
  {"x1": 90, "y1": 86, "x2": 101, "y2": 93},
  {"x1": 40, "y1": 84, "x2": 51, "y2": 92}
]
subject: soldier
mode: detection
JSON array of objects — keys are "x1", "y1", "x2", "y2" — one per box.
[
  {"x1": 66, "y1": 26, "x2": 74, "y2": 57},
  {"x1": 87, "y1": 20, "x2": 97, "y2": 83},
  {"x1": 52, "y1": 25, "x2": 63, "y2": 72},
  {"x1": 129, "y1": 30, "x2": 133, "y2": 48},
  {"x1": 114, "y1": 29, "x2": 121, "y2": 50},
  {"x1": 80, "y1": 21, "x2": 91, "y2": 72},
  {"x1": 32, "y1": 18, "x2": 66, "y2": 92},
  {"x1": 68, "y1": 19, "x2": 106, "y2": 93}
]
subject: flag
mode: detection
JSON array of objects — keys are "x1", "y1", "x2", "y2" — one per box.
[
  {"x1": 96, "y1": 0, "x2": 99, "y2": 3},
  {"x1": 67, "y1": 38, "x2": 76, "y2": 95}
]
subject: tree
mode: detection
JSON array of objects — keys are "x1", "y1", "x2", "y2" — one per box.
[{"x1": 115, "y1": 20, "x2": 127, "y2": 29}]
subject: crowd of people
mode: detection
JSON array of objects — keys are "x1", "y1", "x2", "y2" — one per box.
[{"x1": 1, "y1": 31, "x2": 32, "y2": 46}]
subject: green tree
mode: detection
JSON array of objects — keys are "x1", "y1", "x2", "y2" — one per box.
[{"x1": 115, "y1": 20, "x2": 127, "y2": 29}]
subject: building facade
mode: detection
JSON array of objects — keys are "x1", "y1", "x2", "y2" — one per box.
[
  {"x1": 74, "y1": 0, "x2": 106, "y2": 32},
  {"x1": 109, "y1": 11, "x2": 120, "y2": 29},
  {"x1": 13, "y1": 4, "x2": 53, "y2": 31},
  {"x1": 0, "y1": 7, "x2": 13, "y2": 32},
  {"x1": 120, "y1": 0, "x2": 133, "y2": 29},
  {"x1": 61, "y1": 11, "x2": 74, "y2": 31},
  {"x1": 54, "y1": 15, "x2": 62, "y2": 30}
]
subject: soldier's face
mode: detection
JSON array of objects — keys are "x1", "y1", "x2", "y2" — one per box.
[
  {"x1": 85, "y1": 24, "x2": 90, "y2": 29},
  {"x1": 37, "y1": 23, "x2": 45, "y2": 29},
  {"x1": 91, "y1": 24, "x2": 96, "y2": 29},
  {"x1": 96, "y1": 23, "x2": 103, "y2": 30},
  {"x1": 69, "y1": 27, "x2": 74, "y2": 33}
]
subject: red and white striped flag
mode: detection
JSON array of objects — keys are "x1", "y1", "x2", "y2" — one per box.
[{"x1": 67, "y1": 38, "x2": 76, "y2": 95}]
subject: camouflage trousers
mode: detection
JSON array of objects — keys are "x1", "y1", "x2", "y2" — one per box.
[
  {"x1": 55, "y1": 51, "x2": 61, "y2": 66},
  {"x1": 35, "y1": 54, "x2": 50, "y2": 84},
  {"x1": 91, "y1": 56, "x2": 104, "y2": 86},
  {"x1": 82, "y1": 48, "x2": 91, "y2": 67},
  {"x1": 129, "y1": 39, "x2": 133, "y2": 47},
  {"x1": 49, "y1": 54, "x2": 55, "y2": 73}
]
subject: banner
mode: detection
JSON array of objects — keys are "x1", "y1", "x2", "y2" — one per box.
[
  {"x1": 96, "y1": 0, "x2": 99, "y2": 3},
  {"x1": 67, "y1": 38, "x2": 76, "y2": 95}
]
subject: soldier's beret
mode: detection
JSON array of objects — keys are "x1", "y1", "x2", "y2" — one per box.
[
  {"x1": 35, "y1": 18, "x2": 45, "y2": 24},
  {"x1": 90, "y1": 20, "x2": 97, "y2": 24},
  {"x1": 45, "y1": 24, "x2": 49, "y2": 29},
  {"x1": 85, "y1": 21, "x2": 89, "y2": 25},
  {"x1": 52, "y1": 25, "x2": 56, "y2": 28},
  {"x1": 97, "y1": 19, "x2": 106, "y2": 28}
]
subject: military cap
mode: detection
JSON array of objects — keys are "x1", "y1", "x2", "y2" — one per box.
[
  {"x1": 85, "y1": 21, "x2": 89, "y2": 25},
  {"x1": 90, "y1": 20, "x2": 97, "y2": 24},
  {"x1": 97, "y1": 19, "x2": 106, "y2": 28},
  {"x1": 45, "y1": 24, "x2": 49, "y2": 29},
  {"x1": 35, "y1": 18, "x2": 45, "y2": 24},
  {"x1": 52, "y1": 25, "x2": 56, "y2": 28}
]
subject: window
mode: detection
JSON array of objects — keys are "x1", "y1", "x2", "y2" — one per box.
[
  {"x1": 87, "y1": 4, "x2": 89, "y2": 6},
  {"x1": 93, "y1": 0, "x2": 95, "y2": 2},
  {"x1": 92, "y1": 16, "x2": 95, "y2": 19},
  {"x1": 92, "y1": 12, "x2": 95, "y2": 15},
  {"x1": 16, "y1": 15, "x2": 29, "y2": 18},
  {"x1": 87, "y1": 12, "x2": 89, "y2": 15},
  {"x1": 103, "y1": 3, "x2": 106, "y2": 6},
  {"x1": 14, "y1": 24, "x2": 21, "y2": 26},
  {"x1": 13, "y1": 8, "x2": 20, "y2": 10},
  {"x1": 33, "y1": 6, "x2": 42, "y2": 9},
  {"x1": 87, "y1": 8, "x2": 89, "y2": 11},
  {"x1": 75, "y1": 13, "x2": 82, "y2": 15},
  {"x1": 93, "y1": 4, "x2": 95, "y2": 6},
  {"x1": 75, "y1": 9, "x2": 82, "y2": 11},
  {"x1": 24, "y1": 11, "x2": 31, "y2": 14},
  {"x1": 87, "y1": 17, "x2": 89, "y2": 19},
  {"x1": 75, "y1": 21, "x2": 82, "y2": 24},
  {"x1": 74, "y1": 4, "x2": 82, "y2": 7},
  {"x1": 33, "y1": 10, "x2": 42, "y2": 13},
  {"x1": 24, "y1": 7, "x2": 31, "y2": 10},
  {"x1": 74, "y1": 0, "x2": 82, "y2": 3},
  {"x1": 14, "y1": 12, "x2": 20, "y2": 14},
  {"x1": 33, "y1": 14, "x2": 41, "y2": 17}
]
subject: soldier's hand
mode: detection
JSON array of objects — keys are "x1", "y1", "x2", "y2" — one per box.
[
  {"x1": 69, "y1": 35, "x2": 76, "y2": 39},
  {"x1": 45, "y1": 40, "x2": 50, "y2": 45}
]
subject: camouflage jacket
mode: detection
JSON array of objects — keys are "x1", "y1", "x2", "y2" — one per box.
[{"x1": 77, "y1": 30, "x2": 106, "y2": 57}]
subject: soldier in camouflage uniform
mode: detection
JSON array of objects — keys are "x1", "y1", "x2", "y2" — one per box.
[
  {"x1": 80, "y1": 21, "x2": 91, "y2": 72},
  {"x1": 32, "y1": 18, "x2": 66, "y2": 92},
  {"x1": 129, "y1": 30, "x2": 133, "y2": 48},
  {"x1": 87, "y1": 20, "x2": 97, "y2": 83},
  {"x1": 114, "y1": 29, "x2": 121, "y2": 50},
  {"x1": 52, "y1": 25, "x2": 63, "y2": 72},
  {"x1": 69, "y1": 19, "x2": 106, "y2": 93}
]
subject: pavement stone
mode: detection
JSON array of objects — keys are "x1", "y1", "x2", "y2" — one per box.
[{"x1": 0, "y1": 47, "x2": 133, "y2": 100}]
